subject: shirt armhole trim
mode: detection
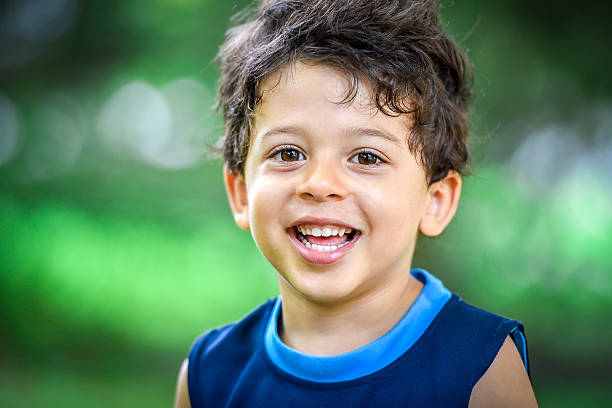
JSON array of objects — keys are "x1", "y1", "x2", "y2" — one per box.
[{"x1": 509, "y1": 326, "x2": 531, "y2": 379}]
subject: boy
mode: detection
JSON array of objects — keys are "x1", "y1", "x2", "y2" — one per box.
[{"x1": 175, "y1": 0, "x2": 537, "y2": 406}]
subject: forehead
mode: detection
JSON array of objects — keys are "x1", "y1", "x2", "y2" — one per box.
[
  {"x1": 258, "y1": 61, "x2": 365, "y2": 107},
  {"x1": 252, "y1": 61, "x2": 413, "y2": 143}
]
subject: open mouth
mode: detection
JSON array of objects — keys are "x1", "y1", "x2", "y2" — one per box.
[
  {"x1": 293, "y1": 225, "x2": 358, "y2": 252},
  {"x1": 288, "y1": 224, "x2": 361, "y2": 264}
]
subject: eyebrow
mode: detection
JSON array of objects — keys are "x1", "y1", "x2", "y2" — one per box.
[
  {"x1": 260, "y1": 125, "x2": 402, "y2": 145},
  {"x1": 259, "y1": 126, "x2": 306, "y2": 140},
  {"x1": 341, "y1": 126, "x2": 402, "y2": 145}
]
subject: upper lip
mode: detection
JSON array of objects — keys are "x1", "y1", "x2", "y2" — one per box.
[{"x1": 289, "y1": 216, "x2": 359, "y2": 231}]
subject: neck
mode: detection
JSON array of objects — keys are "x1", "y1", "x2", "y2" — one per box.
[{"x1": 277, "y1": 271, "x2": 424, "y2": 356}]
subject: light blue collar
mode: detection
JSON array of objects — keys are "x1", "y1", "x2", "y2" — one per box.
[{"x1": 264, "y1": 269, "x2": 452, "y2": 382}]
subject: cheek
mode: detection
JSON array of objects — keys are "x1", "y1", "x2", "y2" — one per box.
[
  {"x1": 356, "y1": 179, "x2": 425, "y2": 236},
  {"x1": 247, "y1": 176, "x2": 292, "y2": 229}
]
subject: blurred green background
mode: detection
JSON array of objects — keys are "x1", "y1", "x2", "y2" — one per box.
[{"x1": 1, "y1": 0, "x2": 611, "y2": 406}]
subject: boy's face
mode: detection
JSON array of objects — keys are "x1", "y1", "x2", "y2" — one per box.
[{"x1": 225, "y1": 62, "x2": 459, "y2": 304}]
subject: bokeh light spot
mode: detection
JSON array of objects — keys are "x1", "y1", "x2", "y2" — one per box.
[
  {"x1": 508, "y1": 125, "x2": 583, "y2": 193},
  {"x1": 97, "y1": 81, "x2": 172, "y2": 163},
  {"x1": 97, "y1": 78, "x2": 214, "y2": 169},
  {"x1": 147, "y1": 78, "x2": 212, "y2": 169}
]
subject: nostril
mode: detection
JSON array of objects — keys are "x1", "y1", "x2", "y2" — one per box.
[
  {"x1": 296, "y1": 181, "x2": 347, "y2": 201},
  {"x1": 298, "y1": 190, "x2": 344, "y2": 201}
]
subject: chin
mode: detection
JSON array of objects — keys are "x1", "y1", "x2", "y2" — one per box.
[{"x1": 284, "y1": 272, "x2": 362, "y2": 305}]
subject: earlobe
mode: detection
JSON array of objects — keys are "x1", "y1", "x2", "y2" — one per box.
[
  {"x1": 223, "y1": 165, "x2": 250, "y2": 230},
  {"x1": 419, "y1": 171, "x2": 462, "y2": 237}
]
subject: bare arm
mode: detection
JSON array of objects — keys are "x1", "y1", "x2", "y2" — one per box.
[
  {"x1": 173, "y1": 359, "x2": 191, "y2": 408},
  {"x1": 468, "y1": 335, "x2": 537, "y2": 407}
]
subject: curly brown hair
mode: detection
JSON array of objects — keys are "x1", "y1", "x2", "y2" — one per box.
[{"x1": 217, "y1": 0, "x2": 472, "y2": 184}]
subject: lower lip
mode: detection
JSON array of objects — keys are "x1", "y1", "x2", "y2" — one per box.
[{"x1": 287, "y1": 228, "x2": 360, "y2": 265}]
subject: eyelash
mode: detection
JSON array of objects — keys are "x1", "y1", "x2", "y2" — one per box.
[
  {"x1": 350, "y1": 149, "x2": 386, "y2": 166},
  {"x1": 266, "y1": 145, "x2": 387, "y2": 167},
  {"x1": 267, "y1": 145, "x2": 305, "y2": 162}
]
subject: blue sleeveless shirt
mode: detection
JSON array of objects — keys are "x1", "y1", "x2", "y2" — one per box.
[{"x1": 187, "y1": 270, "x2": 530, "y2": 407}]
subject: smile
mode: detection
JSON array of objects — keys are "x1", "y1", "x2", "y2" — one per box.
[{"x1": 288, "y1": 224, "x2": 361, "y2": 265}]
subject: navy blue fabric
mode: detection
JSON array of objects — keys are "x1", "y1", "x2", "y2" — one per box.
[{"x1": 187, "y1": 294, "x2": 529, "y2": 407}]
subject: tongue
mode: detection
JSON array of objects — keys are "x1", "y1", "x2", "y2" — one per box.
[{"x1": 305, "y1": 235, "x2": 349, "y2": 246}]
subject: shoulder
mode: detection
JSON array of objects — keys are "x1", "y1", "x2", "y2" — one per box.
[
  {"x1": 186, "y1": 299, "x2": 277, "y2": 408},
  {"x1": 438, "y1": 296, "x2": 529, "y2": 362},
  {"x1": 468, "y1": 335, "x2": 538, "y2": 407},
  {"x1": 441, "y1": 295, "x2": 520, "y2": 332},
  {"x1": 422, "y1": 296, "x2": 532, "y2": 389},
  {"x1": 436, "y1": 297, "x2": 536, "y2": 406},
  {"x1": 188, "y1": 298, "x2": 276, "y2": 364},
  {"x1": 433, "y1": 296, "x2": 527, "y2": 356},
  {"x1": 173, "y1": 359, "x2": 190, "y2": 408}
]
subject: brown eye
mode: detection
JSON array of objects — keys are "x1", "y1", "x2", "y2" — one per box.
[
  {"x1": 357, "y1": 152, "x2": 379, "y2": 165},
  {"x1": 280, "y1": 149, "x2": 302, "y2": 161}
]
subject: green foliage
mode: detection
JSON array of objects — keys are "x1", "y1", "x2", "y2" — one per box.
[{"x1": 0, "y1": 195, "x2": 277, "y2": 351}]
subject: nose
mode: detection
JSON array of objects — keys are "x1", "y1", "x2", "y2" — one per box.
[{"x1": 295, "y1": 158, "x2": 349, "y2": 201}]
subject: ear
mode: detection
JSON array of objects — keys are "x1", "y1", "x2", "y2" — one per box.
[
  {"x1": 223, "y1": 164, "x2": 250, "y2": 230},
  {"x1": 419, "y1": 171, "x2": 462, "y2": 237}
]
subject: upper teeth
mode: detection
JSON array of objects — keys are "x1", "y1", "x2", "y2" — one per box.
[{"x1": 296, "y1": 225, "x2": 352, "y2": 237}]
